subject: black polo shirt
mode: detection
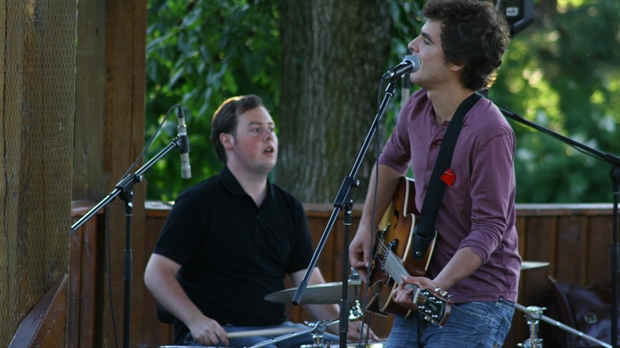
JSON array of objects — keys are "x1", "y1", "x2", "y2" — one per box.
[{"x1": 153, "y1": 166, "x2": 313, "y2": 341}]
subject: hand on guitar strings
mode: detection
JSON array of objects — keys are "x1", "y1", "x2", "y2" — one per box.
[
  {"x1": 391, "y1": 275, "x2": 444, "y2": 311},
  {"x1": 348, "y1": 226, "x2": 373, "y2": 281}
]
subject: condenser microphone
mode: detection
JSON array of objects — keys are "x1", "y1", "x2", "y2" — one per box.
[
  {"x1": 177, "y1": 107, "x2": 191, "y2": 179},
  {"x1": 381, "y1": 55, "x2": 421, "y2": 81}
]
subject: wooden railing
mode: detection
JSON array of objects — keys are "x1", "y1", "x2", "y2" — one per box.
[{"x1": 68, "y1": 200, "x2": 618, "y2": 347}]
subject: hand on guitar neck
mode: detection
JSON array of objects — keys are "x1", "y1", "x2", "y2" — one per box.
[
  {"x1": 370, "y1": 237, "x2": 452, "y2": 327},
  {"x1": 391, "y1": 274, "x2": 449, "y2": 312}
]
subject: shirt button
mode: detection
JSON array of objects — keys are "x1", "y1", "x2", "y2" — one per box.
[
  {"x1": 431, "y1": 144, "x2": 437, "y2": 149},
  {"x1": 427, "y1": 165, "x2": 432, "y2": 170}
]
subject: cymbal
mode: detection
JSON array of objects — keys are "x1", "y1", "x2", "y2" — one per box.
[
  {"x1": 265, "y1": 279, "x2": 363, "y2": 305},
  {"x1": 521, "y1": 261, "x2": 549, "y2": 270}
]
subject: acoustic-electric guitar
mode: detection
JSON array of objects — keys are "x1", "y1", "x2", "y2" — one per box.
[{"x1": 365, "y1": 176, "x2": 452, "y2": 327}]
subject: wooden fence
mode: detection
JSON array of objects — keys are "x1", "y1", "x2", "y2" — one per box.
[{"x1": 68, "y1": 201, "x2": 618, "y2": 347}]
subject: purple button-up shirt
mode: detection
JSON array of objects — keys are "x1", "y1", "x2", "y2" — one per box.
[{"x1": 380, "y1": 89, "x2": 521, "y2": 303}]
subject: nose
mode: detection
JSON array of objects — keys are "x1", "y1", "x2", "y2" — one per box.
[
  {"x1": 264, "y1": 129, "x2": 275, "y2": 141},
  {"x1": 408, "y1": 36, "x2": 420, "y2": 53}
]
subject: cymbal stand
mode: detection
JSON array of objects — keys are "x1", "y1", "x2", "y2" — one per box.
[
  {"x1": 293, "y1": 81, "x2": 399, "y2": 348},
  {"x1": 516, "y1": 304, "x2": 544, "y2": 348},
  {"x1": 515, "y1": 303, "x2": 612, "y2": 348},
  {"x1": 249, "y1": 319, "x2": 337, "y2": 348},
  {"x1": 309, "y1": 319, "x2": 332, "y2": 347}
]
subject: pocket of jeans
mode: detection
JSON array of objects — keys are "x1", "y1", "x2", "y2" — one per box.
[{"x1": 452, "y1": 301, "x2": 492, "y2": 320}]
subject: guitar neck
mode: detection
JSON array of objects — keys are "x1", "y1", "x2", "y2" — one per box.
[{"x1": 381, "y1": 245, "x2": 419, "y2": 291}]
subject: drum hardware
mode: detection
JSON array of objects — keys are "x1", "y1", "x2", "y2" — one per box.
[
  {"x1": 249, "y1": 319, "x2": 338, "y2": 348},
  {"x1": 348, "y1": 299, "x2": 363, "y2": 321},
  {"x1": 264, "y1": 279, "x2": 363, "y2": 305},
  {"x1": 514, "y1": 303, "x2": 612, "y2": 348},
  {"x1": 516, "y1": 305, "x2": 544, "y2": 348},
  {"x1": 300, "y1": 343, "x2": 386, "y2": 348}
]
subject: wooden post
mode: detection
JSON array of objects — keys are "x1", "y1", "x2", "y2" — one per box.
[
  {"x1": 73, "y1": 0, "x2": 147, "y2": 346},
  {"x1": 0, "y1": 0, "x2": 77, "y2": 345}
]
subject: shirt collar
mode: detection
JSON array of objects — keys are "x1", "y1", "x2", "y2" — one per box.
[{"x1": 218, "y1": 166, "x2": 276, "y2": 202}]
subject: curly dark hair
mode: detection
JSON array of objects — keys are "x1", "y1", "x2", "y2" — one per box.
[
  {"x1": 423, "y1": 0, "x2": 510, "y2": 91},
  {"x1": 210, "y1": 95, "x2": 265, "y2": 164}
]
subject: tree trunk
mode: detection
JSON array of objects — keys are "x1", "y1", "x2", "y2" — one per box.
[{"x1": 278, "y1": 0, "x2": 392, "y2": 204}]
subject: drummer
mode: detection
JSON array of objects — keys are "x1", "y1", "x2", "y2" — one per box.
[{"x1": 144, "y1": 95, "x2": 379, "y2": 347}]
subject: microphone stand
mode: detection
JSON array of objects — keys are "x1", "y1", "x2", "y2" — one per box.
[
  {"x1": 492, "y1": 101, "x2": 620, "y2": 348},
  {"x1": 70, "y1": 137, "x2": 185, "y2": 348},
  {"x1": 292, "y1": 81, "x2": 398, "y2": 348}
]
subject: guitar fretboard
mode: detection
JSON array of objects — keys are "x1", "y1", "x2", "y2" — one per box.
[
  {"x1": 376, "y1": 241, "x2": 450, "y2": 327},
  {"x1": 377, "y1": 242, "x2": 420, "y2": 292}
]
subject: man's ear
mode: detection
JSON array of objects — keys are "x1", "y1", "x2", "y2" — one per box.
[
  {"x1": 220, "y1": 133, "x2": 234, "y2": 150},
  {"x1": 449, "y1": 61, "x2": 465, "y2": 73}
]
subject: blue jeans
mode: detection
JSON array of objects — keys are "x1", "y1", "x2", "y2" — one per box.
[
  {"x1": 182, "y1": 321, "x2": 340, "y2": 348},
  {"x1": 386, "y1": 301, "x2": 514, "y2": 348}
]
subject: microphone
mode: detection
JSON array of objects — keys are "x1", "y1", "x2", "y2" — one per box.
[
  {"x1": 176, "y1": 107, "x2": 191, "y2": 179},
  {"x1": 401, "y1": 54, "x2": 413, "y2": 105},
  {"x1": 381, "y1": 55, "x2": 420, "y2": 81}
]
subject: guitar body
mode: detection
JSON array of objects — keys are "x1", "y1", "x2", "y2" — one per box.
[{"x1": 366, "y1": 177, "x2": 437, "y2": 318}]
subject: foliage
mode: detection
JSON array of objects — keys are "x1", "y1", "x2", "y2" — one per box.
[
  {"x1": 489, "y1": 0, "x2": 620, "y2": 203},
  {"x1": 385, "y1": 0, "x2": 426, "y2": 130},
  {"x1": 145, "y1": 0, "x2": 280, "y2": 201},
  {"x1": 145, "y1": 0, "x2": 619, "y2": 204},
  {"x1": 144, "y1": 0, "x2": 424, "y2": 201}
]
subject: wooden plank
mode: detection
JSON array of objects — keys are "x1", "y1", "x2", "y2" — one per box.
[
  {"x1": 74, "y1": 0, "x2": 108, "y2": 200},
  {"x1": 68, "y1": 226, "x2": 84, "y2": 348},
  {"x1": 18, "y1": 0, "x2": 48, "y2": 324},
  {"x1": 555, "y1": 215, "x2": 588, "y2": 284},
  {"x1": 9, "y1": 274, "x2": 69, "y2": 348},
  {"x1": 0, "y1": 1, "x2": 75, "y2": 345},
  {"x1": 72, "y1": 3, "x2": 107, "y2": 346},
  {"x1": 70, "y1": 201, "x2": 103, "y2": 348},
  {"x1": 141, "y1": 214, "x2": 174, "y2": 345},
  {"x1": 521, "y1": 216, "x2": 555, "y2": 306},
  {"x1": 0, "y1": 0, "x2": 8, "y2": 334},
  {"x1": 98, "y1": 0, "x2": 148, "y2": 345},
  {"x1": 307, "y1": 215, "x2": 333, "y2": 280},
  {"x1": 128, "y1": 0, "x2": 149, "y2": 340},
  {"x1": 510, "y1": 215, "x2": 526, "y2": 348},
  {"x1": 587, "y1": 215, "x2": 614, "y2": 285},
  {"x1": 80, "y1": 217, "x2": 99, "y2": 347},
  {"x1": 515, "y1": 203, "x2": 614, "y2": 216}
]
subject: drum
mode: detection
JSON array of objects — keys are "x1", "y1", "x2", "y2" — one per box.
[{"x1": 300, "y1": 343, "x2": 385, "y2": 348}]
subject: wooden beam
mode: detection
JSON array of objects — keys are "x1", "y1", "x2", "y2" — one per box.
[{"x1": 9, "y1": 274, "x2": 69, "y2": 348}]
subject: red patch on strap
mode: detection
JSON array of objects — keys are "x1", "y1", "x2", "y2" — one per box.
[{"x1": 440, "y1": 168, "x2": 456, "y2": 186}]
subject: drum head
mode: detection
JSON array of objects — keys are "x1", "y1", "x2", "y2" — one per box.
[
  {"x1": 300, "y1": 343, "x2": 385, "y2": 348},
  {"x1": 159, "y1": 346, "x2": 238, "y2": 348}
]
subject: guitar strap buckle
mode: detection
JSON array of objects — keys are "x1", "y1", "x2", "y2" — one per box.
[{"x1": 410, "y1": 225, "x2": 435, "y2": 261}]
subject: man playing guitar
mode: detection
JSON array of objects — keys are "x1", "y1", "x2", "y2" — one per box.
[{"x1": 349, "y1": 1, "x2": 521, "y2": 347}]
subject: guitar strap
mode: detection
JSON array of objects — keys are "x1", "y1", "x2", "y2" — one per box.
[{"x1": 410, "y1": 92, "x2": 482, "y2": 261}]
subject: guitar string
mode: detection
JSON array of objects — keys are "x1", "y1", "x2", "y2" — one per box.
[
  {"x1": 376, "y1": 241, "x2": 442, "y2": 302},
  {"x1": 376, "y1": 241, "x2": 446, "y2": 324}
]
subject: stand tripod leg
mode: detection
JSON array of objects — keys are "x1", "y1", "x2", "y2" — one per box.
[
  {"x1": 515, "y1": 303, "x2": 612, "y2": 348},
  {"x1": 516, "y1": 304, "x2": 544, "y2": 348}
]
